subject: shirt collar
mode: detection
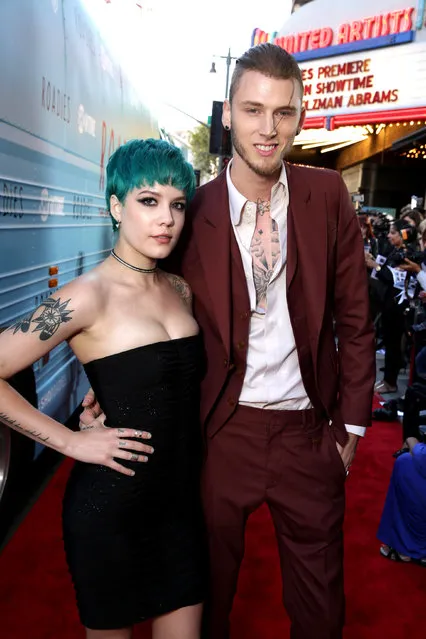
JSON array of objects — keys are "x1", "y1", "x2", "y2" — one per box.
[{"x1": 226, "y1": 160, "x2": 288, "y2": 226}]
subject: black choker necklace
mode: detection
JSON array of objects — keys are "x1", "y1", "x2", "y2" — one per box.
[{"x1": 110, "y1": 249, "x2": 157, "y2": 274}]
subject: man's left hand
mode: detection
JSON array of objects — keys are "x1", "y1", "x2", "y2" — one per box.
[{"x1": 336, "y1": 433, "x2": 359, "y2": 472}]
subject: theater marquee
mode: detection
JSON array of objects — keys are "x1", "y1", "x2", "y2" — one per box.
[
  {"x1": 300, "y1": 48, "x2": 415, "y2": 116},
  {"x1": 253, "y1": 7, "x2": 414, "y2": 55}
]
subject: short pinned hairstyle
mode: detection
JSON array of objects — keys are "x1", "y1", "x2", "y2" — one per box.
[
  {"x1": 106, "y1": 138, "x2": 196, "y2": 231},
  {"x1": 229, "y1": 43, "x2": 304, "y2": 104}
]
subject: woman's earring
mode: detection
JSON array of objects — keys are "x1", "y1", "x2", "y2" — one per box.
[
  {"x1": 115, "y1": 219, "x2": 121, "y2": 229},
  {"x1": 224, "y1": 125, "x2": 230, "y2": 131}
]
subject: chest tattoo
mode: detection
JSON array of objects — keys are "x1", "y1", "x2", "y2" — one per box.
[{"x1": 250, "y1": 200, "x2": 280, "y2": 310}]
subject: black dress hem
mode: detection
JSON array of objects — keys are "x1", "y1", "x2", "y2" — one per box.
[{"x1": 82, "y1": 593, "x2": 206, "y2": 630}]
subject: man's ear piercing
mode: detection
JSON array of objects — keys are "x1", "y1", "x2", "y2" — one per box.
[{"x1": 224, "y1": 125, "x2": 230, "y2": 131}]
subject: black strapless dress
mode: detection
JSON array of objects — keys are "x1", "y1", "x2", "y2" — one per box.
[{"x1": 62, "y1": 335, "x2": 207, "y2": 630}]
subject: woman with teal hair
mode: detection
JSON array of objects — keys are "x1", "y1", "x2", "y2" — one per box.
[{"x1": 0, "y1": 139, "x2": 206, "y2": 638}]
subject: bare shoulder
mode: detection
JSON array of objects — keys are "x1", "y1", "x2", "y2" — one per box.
[
  {"x1": 162, "y1": 272, "x2": 193, "y2": 307},
  {"x1": 60, "y1": 269, "x2": 104, "y2": 312}
]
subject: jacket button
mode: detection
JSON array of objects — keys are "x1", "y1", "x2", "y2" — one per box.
[
  {"x1": 227, "y1": 397, "x2": 236, "y2": 407},
  {"x1": 237, "y1": 340, "x2": 246, "y2": 350},
  {"x1": 240, "y1": 311, "x2": 249, "y2": 320},
  {"x1": 223, "y1": 358, "x2": 228, "y2": 367}
]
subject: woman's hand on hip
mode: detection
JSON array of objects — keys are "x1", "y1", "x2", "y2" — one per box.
[{"x1": 65, "y1": 427, "x2": 154, "y2": 476}]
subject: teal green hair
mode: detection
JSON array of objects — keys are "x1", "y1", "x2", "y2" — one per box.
[{"x1": 105, "y1": 138, "x2": 196, "y2": 231}]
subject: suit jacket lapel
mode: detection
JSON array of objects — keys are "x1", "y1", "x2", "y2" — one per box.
[
  {"x1": 286, "y1": 198, "x2": 298, "y2": 291},
  {"x1": 194, "y1": 172, "x2": 232, "y2": 357},
  {"x1": 286, "y1": 163, "x2": 327, "y2": 367}
]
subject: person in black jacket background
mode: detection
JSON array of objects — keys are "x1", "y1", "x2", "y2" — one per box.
[{"x1": 365, "y1": 220, "x2": 418, "y2": 394}]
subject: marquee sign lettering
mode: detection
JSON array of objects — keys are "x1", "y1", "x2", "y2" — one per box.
[{"x1": 252, "y1": 7, "x2": 415, "y2": 55}]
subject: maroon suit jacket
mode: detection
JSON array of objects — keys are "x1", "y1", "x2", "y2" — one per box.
[{"x1": 173, "y1": 162, "x2": 375, "y2": 446}]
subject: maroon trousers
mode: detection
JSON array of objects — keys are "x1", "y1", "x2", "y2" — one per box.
[{"x1": 202, "y1": 405, "x2": 346, "y2": 639}]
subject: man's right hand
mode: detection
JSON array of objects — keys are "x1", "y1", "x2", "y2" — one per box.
[{"x1": 80, "y1": 387, "x2": 104, "y2": 429}]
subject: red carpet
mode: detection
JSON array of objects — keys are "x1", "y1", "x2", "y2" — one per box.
[{"x1": 1, "y1": 410, "x2": 425, "y2": 638}]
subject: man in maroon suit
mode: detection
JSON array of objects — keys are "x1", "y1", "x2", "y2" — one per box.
[
  {"x1": 178, "y1": 43, "x2": 375, "y2": 639},
  {"x1": 83, "y1": 44, "x2": 375, "y2": 639}
]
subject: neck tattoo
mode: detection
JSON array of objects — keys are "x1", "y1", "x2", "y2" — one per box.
[
  {"x1": 110, "y1": 249, "x2": 157, "y2": 274},
  {"x1": 257, "y1": 199, "x2": 271, "y2": 217}
]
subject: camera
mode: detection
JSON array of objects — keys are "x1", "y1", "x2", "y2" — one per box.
[
  {"x1": 387, "y1": 248, "x2": 426, "y2": 268},
  {"x1": 371, "y1": 213, "x2": 390, "y2": 238}
]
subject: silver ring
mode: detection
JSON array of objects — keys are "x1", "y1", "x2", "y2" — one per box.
[
  {"x1": 130, "y1": 453, "x2": 138, "y2": 462},
  {"x1": 119, "y1": 440, "x2": 127, "y2": 448}
]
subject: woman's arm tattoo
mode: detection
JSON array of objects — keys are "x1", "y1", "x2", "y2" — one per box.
[
  {"x1": 8, "y1": 297, "x2": 74, "y2": 341},
  {"x1": 0, "y1": 412, "x2": 50, "y2": 443}
]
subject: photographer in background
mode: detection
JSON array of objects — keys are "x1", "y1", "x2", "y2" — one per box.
[
  {"x1": 366, "y1": 220, "x2": 421, "y2": 394},
  {"x1": 401, "y1": 208, "x2": 424, "y2": 230},
  {"x1": 370, "y1": 212, "x2": 392, "y2": 257},
  {"x1": 398, "y1": 223, "x2": 426, "y2": 288},
  {"x1": 391, "y1": 346, "x2": 426, "y2": 456},
  {"x1": 400, "y1": 204, "x2": 425, "y2": 230},
  {"x1": 358, "y1": 213, "x2": 378, "y2": 257},
  {"x1": 376, "y1": 218, "x2": 426, "y2": 566},
  {"x1": 358, "y1": 213, "x2": 380, "y2": 322},
  {"x1": 387, "y1": 226, "x2": 426, "y2": 453},
  {"x1": 373, "y1": 225, "x2": 426, "y2": 440}
]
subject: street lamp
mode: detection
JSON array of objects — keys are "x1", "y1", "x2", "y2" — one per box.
[
  {"x1": 209, "y1": 48, "x2": 237, "y2": 172},
  {"x1": 209, "y1": 48, "x2": 238, "y2": 101}
]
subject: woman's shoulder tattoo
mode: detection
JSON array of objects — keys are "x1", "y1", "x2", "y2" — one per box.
[{"x1": 165, "y1": 274, "x2": 192, "y2": 307}]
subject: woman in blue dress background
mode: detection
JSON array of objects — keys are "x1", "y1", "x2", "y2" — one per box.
[{"x1": 378, "y1": 436, "x2": 426, "y2": 566}]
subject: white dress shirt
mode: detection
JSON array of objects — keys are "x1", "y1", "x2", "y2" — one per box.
[{"x1": 226, "y1": 162, "x2": 366, "y2": 437}]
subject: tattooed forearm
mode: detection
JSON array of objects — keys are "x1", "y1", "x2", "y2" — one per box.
[
  {"x1": 0, "y1": 412, "x2": 50, "y2": 443},
  {"x1": 8, "y1": 297, "x2": 73, "y2": 341}
]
